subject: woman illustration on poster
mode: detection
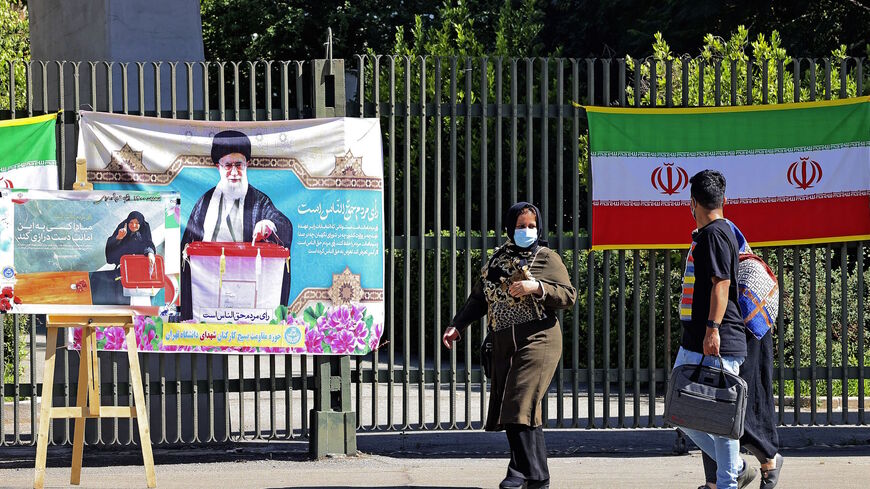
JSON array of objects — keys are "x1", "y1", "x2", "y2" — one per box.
[{"x1": 106, "y1": 211, "x2": 156, "y2": 267}]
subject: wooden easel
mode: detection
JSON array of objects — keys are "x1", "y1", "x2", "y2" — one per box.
[{"x1": 33, "y1": 315, "x2": 156, "y2": 489}]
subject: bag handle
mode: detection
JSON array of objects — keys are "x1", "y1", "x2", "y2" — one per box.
[{"x1": 689, "y1": 355, "x2": 727, "y2": 386}]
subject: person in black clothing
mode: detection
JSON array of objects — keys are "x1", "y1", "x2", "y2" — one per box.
[
  {"x1": 442, "y1": 202, "x2": 576, "y2": 489},
  {"x1": 700, "y1": 221, "x2": 784, "y2": 489},
  {"x1": 674, "y1": 170, "x2": 752, "y2": 489}
]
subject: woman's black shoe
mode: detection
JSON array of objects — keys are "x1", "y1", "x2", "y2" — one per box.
[
  {"x1": 525, "y1": 479, "x2": 550, "y2": 489},
  {"x1": 760, "y1": 453, "x2": 784, "y2": 489},
  {"x1": 499, "y1": 476, "x2": 525, "y2": 489}
]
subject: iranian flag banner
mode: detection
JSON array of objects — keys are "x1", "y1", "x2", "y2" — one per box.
[
  {"x1": 587, "y1": 96, "x2": 870, "y2": 249},
  {"x1": 0, "y1": 113, "x2": 59, "y2": 190}
]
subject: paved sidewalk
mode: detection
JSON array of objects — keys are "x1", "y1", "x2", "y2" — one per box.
[{"x1": 1, "y1": 427, "x2": 868, "y2": 488}]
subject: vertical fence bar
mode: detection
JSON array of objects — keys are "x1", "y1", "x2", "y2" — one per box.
[
  {"x1": 525, "y1": 58, "x2": 534, "y2": 202},
  {"x1": 632, "y1": 250, "x2": 641, "y2": 427},
  {"x1": 648, "y1": 252, "x2": 657, "y2": 426},
  {"x1": 729, "y1": 60, "x2": 738, "y2": 106},
  {"x1": 418, "y1": 56, "x2": 428, "y2": 430},
  {"x1": 554, "y1": 57, "x2": 565, "y2": 428},
  {"x1": 810, "y1": 246, "x2": 818, "y2": 425},
  {"x1": 825, "y1": 245, "x2": 833, "y2": 424},
  {"x1": 433, "y1": 56, "x2": 443, "y2": 430},
  {"x1": 354, "y1": 56, "x2": 365, "y2": 431},
  {"x1": 495, "y1": 56, "x2": 503, "y2": 239},
  {"x1": 840, "y1": 244, "x2": 848, "y2": 423},
  {"x1": 369, "y1": 55, "x2": 380, "y2": 431},
  {"x1": 480, "y1": 55, "x2": 490, "y2": 427},
  {"x1": 0, "y1": 292, "x2": 4, "y2": 445},
  {"x1": 448, "y1": 56, "x2": 458, "y2": 430},
  {"x1": 403, "y1": 55, "x2": 413, "y2": 432},
  {"x1": 714, "y1": 60, "x2": 721, "y2": 106},
  {"x1": 30, "y1": 315, "x2": 37, "y2": 446},
  {"x1": 602, "y1": 251, "x2": 611, "y2": 428},
  {"x1": 510, "y1": 59, "x2": 518, "y2": 204},
  {"x1": 858, "y1": 242, "x2": 865, "y2": 425},
  {"x1": 387, "y1": 55, "x2": 397, "y2": 430},
  {"x1": 570, "y1": 58, "x2": 581, "y2": 428},
  {"x1": 586, "y1": 57, "x2": 596, "y2": 429},
  {"x1": 539, "y1": 57, "x2": 550, "y2": 424},
  {"x1": 776, "y1": 248, "x2": 784, "y2": 425},
  {"x1": 13, "y1": 316, "x2": 19, "y2": 444},
  {"x1": 297, "y1": 60, "x2": 309, "y2": 437},
  {"x1": 540, "y1": 57, "x2": 549, "y2": 243},
  {"x1": 793, "y1": 248, "x2": 801, "y2": 424},
  {"x1": 463, "y1": 56, "x2": 473, "y2": 429},
  {"x1": 664, "y1": 251, "x2": 672, "y2": 378},
  {"x1": 617, "y1": 250, "x2": 626, "y2": 427}
]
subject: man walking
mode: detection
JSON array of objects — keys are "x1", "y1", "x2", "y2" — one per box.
[{"x1": 676, "y1": 169, "x2": 753, "y2": 489}]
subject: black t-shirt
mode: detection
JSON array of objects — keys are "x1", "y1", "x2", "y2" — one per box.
[{"x1": 679, "y1": 218, "x2": 746, "y2": 357}]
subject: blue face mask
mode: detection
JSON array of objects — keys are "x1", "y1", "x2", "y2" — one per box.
[{"x1": 513, "y1": 228, "x2": 538, "y2": 248}]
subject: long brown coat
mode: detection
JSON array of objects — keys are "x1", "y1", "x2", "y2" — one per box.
[{"x1": 452, "y1": 245, "x2": 576, "y2": 430}]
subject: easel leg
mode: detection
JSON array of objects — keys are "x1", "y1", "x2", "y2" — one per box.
[
  {"x1": 126, "y1": 328, "x2": 156, "y2": 488},
  {"x1": 33, "y1": 328, "x2": 58, "y2": 489},
  {"x1": 70, "y1": 328, "x2": 91, "y2": 485}
]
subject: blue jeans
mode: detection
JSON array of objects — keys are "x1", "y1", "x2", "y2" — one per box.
[{"x1": 673, "y1": 347, "x2": 745, "y2": 489}]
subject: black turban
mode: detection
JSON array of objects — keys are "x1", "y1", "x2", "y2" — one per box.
[{"x1": 210, "y1": 130, "x2": 251, "y2": 164}]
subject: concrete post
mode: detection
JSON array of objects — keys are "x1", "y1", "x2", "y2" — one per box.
[{"x1": 308, "y1": 57, "x2": 356, "y2": 458}]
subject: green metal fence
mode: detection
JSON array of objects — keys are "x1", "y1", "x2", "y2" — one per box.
[{"x1": 1, "y1": 55, "x2": 868, "y2": 447}]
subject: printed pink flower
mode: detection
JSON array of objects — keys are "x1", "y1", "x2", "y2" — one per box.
[
  {"x1": 326, "y1": 329, "x2": 356, "y2": 354},
  {"x1": 96, "y1": 327, "x2": 127, "y2": 351},
  {"x1": 369, "y1": 322, "x2": 384, "y2": 351},
  {"x1": 305, "y1": 328, "x2": 324, "y2": 353},
  {"x1": 72, "y1": 327, "x2": 83, "y2": 350}
]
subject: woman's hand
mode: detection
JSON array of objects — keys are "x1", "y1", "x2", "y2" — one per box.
[
  {"x1": 442, "y1": 326, "x2": 460, "y2": 349},
  {"x1": 116, "y1": 227, "x2": 127, "y2": 240},
  {"x1": 508, "y1": 279, "x2": 542, "y2": 298}
]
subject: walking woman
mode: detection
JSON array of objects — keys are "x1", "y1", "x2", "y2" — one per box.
[{"x1": 442, "y1": 202, "x2": 576, "y2": 489}]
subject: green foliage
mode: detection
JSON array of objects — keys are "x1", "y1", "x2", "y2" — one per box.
[
  {"x1": 3, "y1": 314, "x2": 29, "y2": 395},
  {"x1": 625, "y1": 26, "x2": 863, "y2": 107},
  {"x1": 200, "y1": 0, "x2": 434, "y2": 61},
  {"x1": 0, "y1": 0, "x2": 29, "y2": 111}
]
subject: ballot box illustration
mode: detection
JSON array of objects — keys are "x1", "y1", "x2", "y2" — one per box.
[
  {"x1": 119, "y1": 254, "x2": 167, "y2": 306},
  {"x1": 185, "y1": 242, "x2": 290, "y2": 323}
]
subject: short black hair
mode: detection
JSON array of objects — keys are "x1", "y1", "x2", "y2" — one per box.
[
  {"x1": 689, "y1": 169, "x2": 726, "y2": 209},
  {"x1": 211, "y1": 130, "x2": 251, "y2": 164}
]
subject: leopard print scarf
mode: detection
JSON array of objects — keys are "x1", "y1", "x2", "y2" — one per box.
[{"x1": 481, "y1": 242, "x2": 547, "y2": 332}]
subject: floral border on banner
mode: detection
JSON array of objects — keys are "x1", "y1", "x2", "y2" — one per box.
[{"x1": 70, "y1": 303, "x2": 384, "y2": 354}]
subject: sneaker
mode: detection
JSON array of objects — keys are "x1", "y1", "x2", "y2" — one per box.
[{"x1": 737, "y1": 460, "x2": 757, "y2": 489}]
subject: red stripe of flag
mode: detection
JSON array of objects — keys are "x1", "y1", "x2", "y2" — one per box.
[{"x1": 592, "y1": 195, "x2": 870, "y2": 248}]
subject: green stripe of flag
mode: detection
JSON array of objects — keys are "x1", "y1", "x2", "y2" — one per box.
[
  {"x1": 0, "y1": 114, "x2": 57, "y2": 171},
  {"x1": 587, "y1": 97, "x2": 870, "y2": 154}
]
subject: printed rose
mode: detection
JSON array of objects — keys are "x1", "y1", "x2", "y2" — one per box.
[
  {"x1": 326, "y1": 329, "x2": 356, "y2": 354},
  {"x1": 97, "y1": 327, "x2": 127, "y2": 350},
  {"x1": 305, "y1": 328, "x2": 324, "y2": 353},
  {"x1": 369, "y1": 322, "x2": 384, "y2": 352}
]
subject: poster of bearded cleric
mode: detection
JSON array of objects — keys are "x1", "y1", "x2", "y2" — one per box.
[{"x1": 77, "y1": 112, "x2": 385, "y2": 355}]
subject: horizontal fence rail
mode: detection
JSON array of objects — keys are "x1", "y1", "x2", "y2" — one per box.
[{"x1": 1, "y1": 55, "x2": 868, "y2": 447}]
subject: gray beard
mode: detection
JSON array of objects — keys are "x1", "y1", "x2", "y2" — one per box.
[{"x1": 217, "y1": 173, "x2": 248, "y2": 201}]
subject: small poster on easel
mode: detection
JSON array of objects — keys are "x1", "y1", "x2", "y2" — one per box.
[{"x1": 0, "y1": 189, "x2": 181, "y2": 315}]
